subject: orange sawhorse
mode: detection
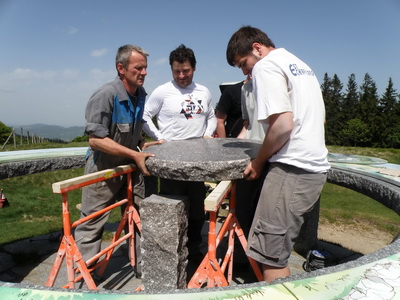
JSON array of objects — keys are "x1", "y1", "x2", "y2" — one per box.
[
  {"x1": 188, "y1": 180, "x2": 263, "y2": 288},
  {"x1": 45, "y1": 164, "x2": 140, "y2": 290}
]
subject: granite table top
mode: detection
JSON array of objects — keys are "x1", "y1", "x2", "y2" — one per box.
[{"x1": 144, "y1": 138, "x2": 262, "y2": 181}]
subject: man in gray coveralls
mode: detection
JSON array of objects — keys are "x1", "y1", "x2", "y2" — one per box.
[{"x1": 74, "y1": 44, "x2": 157, "y2": 278}]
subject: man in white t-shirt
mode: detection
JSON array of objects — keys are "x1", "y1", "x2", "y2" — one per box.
[
  {"x1": 143, "y1": 44, "x2": 216, "y2": 262},
  {"x1": 226, "y1": 26, "x2": 330, "y2": 283}
]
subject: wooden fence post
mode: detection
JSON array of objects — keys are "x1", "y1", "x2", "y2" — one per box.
[{"x1": 1, "y1": 129, "x2": 14, "y2": 150}]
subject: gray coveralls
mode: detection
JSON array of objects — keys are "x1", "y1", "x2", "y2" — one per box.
[{"x1": 74, "y1": 77, "x2": 146, "y2": 273}]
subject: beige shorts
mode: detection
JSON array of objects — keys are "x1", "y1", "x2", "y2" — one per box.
[{"x1": 246, "y1": 163, "x2": 327, "y2": 267}]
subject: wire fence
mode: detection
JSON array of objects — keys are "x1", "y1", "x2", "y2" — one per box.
[{"x1": 1, "y1": 128, "x2": 48, "y2": 150}]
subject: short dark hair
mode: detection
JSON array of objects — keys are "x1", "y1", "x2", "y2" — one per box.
[
  {"x1": 226, "y1": 26, "x2": 275, "y2": 66},
  {"x1": 169, "y1": 44, "x2": 196, "y2": 68}
]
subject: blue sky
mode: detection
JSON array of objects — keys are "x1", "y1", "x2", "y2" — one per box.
[{"x1": 0, "y1": 0, "x2": 399, "y2": 127}]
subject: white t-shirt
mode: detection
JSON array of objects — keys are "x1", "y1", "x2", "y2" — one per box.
[
  {"x1": 252, "y1": 48, "x2": 330, "y2": 173},
  {"x1": 241, "y1": 79, "x2": 268, "y2": 142},
  {"x1": 143, "y1": 80, "x2": 217, "y2": 141}
]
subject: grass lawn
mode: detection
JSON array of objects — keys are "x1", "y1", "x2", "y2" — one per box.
[
  {"x1": 0, "y1": 144, "x2": 399, "y2": 245},
  {"x1": 320, "y1": 182, "x2": 399, "y2": 236}
]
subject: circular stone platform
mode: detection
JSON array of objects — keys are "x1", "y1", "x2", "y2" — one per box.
[
  {"x1": 328, "y1": 152, "x2": 388, "y2": 165},
  {"x1": 1, "y1": 148, "x2": 399, "y2": 299},
  {"x1": 144, "y1": 138, "x2": 262, "y2": 181}
]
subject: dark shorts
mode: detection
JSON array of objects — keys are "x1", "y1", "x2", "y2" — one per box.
[{"x1": 246, "y1": 163, "x2": 327, "y2": 267}]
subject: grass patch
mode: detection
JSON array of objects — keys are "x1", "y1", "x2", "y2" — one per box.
[
  {"x1": 320, "y1": 183, "x2": 400, "y2": 236},
  {"x1": 102, "y1": 230, "x2": 116, "y2": 242},
  {"x1": 0, "y1": 167, "x2": 120, "y2": 245},
  {"x1": 325, "y1": 146, "x2": 400, "y2": 236}
]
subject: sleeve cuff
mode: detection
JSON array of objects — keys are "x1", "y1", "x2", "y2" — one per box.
[{"x1": 85, "y1": 123, "x2": 109, "y2": 138}]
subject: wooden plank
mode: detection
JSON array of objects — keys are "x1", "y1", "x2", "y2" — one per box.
[
  {"x1": 204, "y1": 180, "x2": 232, "y2": 212},
  {"x1": 52, "y1": 164, "x2": 136, "y2": 193}
]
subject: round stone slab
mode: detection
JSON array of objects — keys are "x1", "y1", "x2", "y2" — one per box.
[{"x1": 144, "y1": 138, "x2": 262, "y2": 181}]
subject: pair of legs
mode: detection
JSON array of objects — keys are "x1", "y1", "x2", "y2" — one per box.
[
  {"x1": 74, "y1": 171, "x2": 144, "y2": 271},
  {"x1": 234, "y1": 173, "x2": 265, "y2": 265},
  {"x1": 247, "y1": 163, "x2": 327, "y2": 283}
]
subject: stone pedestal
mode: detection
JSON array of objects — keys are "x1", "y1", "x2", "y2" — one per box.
[{"x1": 140, "y1": 194, "x2": 188, "y2": 292}]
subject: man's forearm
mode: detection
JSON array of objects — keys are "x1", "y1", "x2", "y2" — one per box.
[{"x1": 215, "y1": 121, "x2": 226, "y2": 137}]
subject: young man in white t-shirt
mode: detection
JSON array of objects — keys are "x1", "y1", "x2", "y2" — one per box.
[
  {"x1": 143, "y1": 44, "x2": 216, "y2": 263},
  {"x1": 226, "y1": 26, "x2": 330, "y2": 283}
]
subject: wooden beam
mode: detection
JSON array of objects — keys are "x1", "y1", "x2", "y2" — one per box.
[
  {"x1": 204, "y1": 180, "x2": 232, "y2": 212},
  {"x1": 52, "y1": 164, "x2": 136, "y2": 194}
]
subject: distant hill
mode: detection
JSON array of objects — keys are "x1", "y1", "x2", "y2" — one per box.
[{"x1": 11, "y1": 124, "x2": 85, "y2": 142}]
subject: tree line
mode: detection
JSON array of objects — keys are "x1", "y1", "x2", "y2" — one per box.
[{"x1": 322, "y1": 73, "x2": 399, "y2": 148}]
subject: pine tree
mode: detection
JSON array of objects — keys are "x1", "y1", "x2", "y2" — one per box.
[
  {"x1": 359, "y1": 73, "x2": 379, "y2": 146},
  {"x1": 342, "y1": 74, "x2": 360, "y2": 122},
  {"x1": 380, "y1": 78, "x2": 400, "y2": 147},
  {"x1": 322, "y1": 74, "x2": 344, "y2": 145},
  {"x1": 321, "y1": 73, "x2": 334, "y2": 144},
  {"x1": 331, "y1": 74, "x2": 344, "y2": 142},
  {"x1": 340, "y1": 74, "x2": 360, "y2": 146}
]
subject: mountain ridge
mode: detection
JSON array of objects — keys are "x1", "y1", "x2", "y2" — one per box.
[{"x1": 9, "y1": 123, "x2": 85, "y2": 142}]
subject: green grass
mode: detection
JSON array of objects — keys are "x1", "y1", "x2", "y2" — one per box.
[
  {"x1": 325, "y1": 145, "x2": 400, "y2": 236},
  {"x1": 0, "y1": 167, "x2": 120, "y2": 245},
  {"x1": 0, "y1": 144, "x2": 399, "y2": 245},
  {"x1": 0, "y1": 168, "x2": 83, "y2": 244},
  {"x1": 320, "y1": 183, "x2": 399, "y2": 236}
]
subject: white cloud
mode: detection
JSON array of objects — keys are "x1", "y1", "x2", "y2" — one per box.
[
  {"x1": 68, "y1": 26, "x2": 79, "y2": 35},
  {"x1": 63, "y1": 69, "x2": 80, "y2": 79},
  {"x1": 8, "y1": 68, "x2": 57, "y2": 80},
  {"x1": 0, "y1": 67, "x2": 117, "y2": 127},
  {"x1": 154, "y1": 57, "x2": 168, "y2": 65},
  {"x1": 90, "y1": 68, "x2": 115, "y2": 80},
  {"x1": 0, "y1": 87, "x2": 14, "y2": 93},
  {"x1": 90, "y1": 48, "x2": 108, "y2": 58}
]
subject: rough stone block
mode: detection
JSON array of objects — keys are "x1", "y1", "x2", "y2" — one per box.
[{"x1": 140, "y1": 194, "x2": 188, "y2": 292}]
